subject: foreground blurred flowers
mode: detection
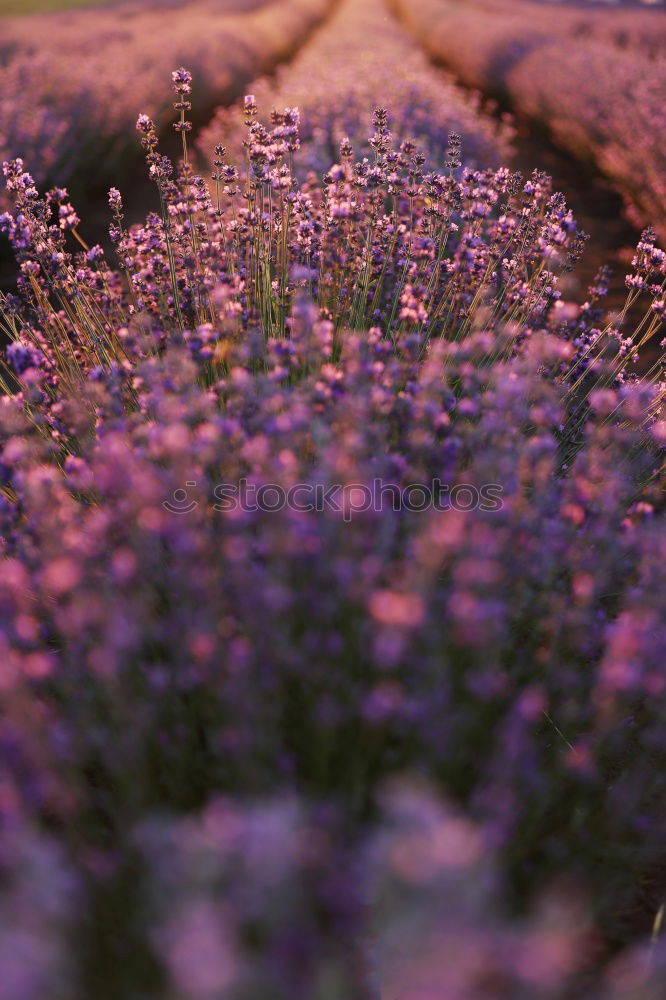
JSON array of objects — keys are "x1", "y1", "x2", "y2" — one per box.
[{"x1": 0, "y1": 55, "x2": 665, "y2": 999}]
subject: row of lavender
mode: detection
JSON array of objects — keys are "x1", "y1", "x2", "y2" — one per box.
[
  {"x1": 388, "y1": 0, "x2": 666, "y2": 240},
  {"x1": 0, "y1": 3, "x2": 665, "y2": 997},
  {"x1": 197, "y1": 0, "x2": 514, "y2": 177},
  {"x1": 0, "y1": 0, "x2": 336, "y2": 202}
]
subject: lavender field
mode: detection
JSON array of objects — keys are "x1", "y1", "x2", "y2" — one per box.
[
  {"x1": 389, "y1": 0, "x2": 666, "y2": 238},
  {"x1": 0, "y1": 0, "x2": 665, "y2": 997},
  {"x1": 0, "y1": 0, "x2": 334, "y2": 202}
]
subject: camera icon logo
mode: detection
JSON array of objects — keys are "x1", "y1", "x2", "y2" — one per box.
[{"x1": 162, "y1": 482, "x2": 199, "y2": 514}]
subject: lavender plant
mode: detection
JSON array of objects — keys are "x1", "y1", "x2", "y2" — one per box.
[{"x1": 0, "y1": 59, "x2": 665, "y2": 999}]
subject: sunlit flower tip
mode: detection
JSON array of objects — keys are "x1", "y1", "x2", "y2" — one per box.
[
  {"x1": 243, "y1": 95, "x2": 258, "y2": 119},
  {"x1": 2, "y1": 157, "x2": 24, "y2": 176},
  {"x1": 57, "y1": 202, "x2": 79, "y2": 231},
  {"x1": 171, "y1": 67, "x2": 192, "y2": 94},
  {"x1": 136, "y1": 114, "x2": 155, "y2": 134},
  {"x1": 108, "y1": 188, "x2": 123, "y2": 213},
  {"x1": 85, "y1": 245, "x2": 104, "y2": 263}
]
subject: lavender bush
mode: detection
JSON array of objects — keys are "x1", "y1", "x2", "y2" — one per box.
[
  {"x1": 389, "y1": 0, "x2": 666, "y2": 239},
  {"x1": 0, "y1": 50, "x2": 665, "y2": 999}
]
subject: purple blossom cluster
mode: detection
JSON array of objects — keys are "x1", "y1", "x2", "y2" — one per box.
[
  {"x1": 198, "y1": 0, "x2": 514, "y2": 180},
  {"x1": 0, "y1": 0, "x2": 335, "y2": 202},
  {"x1": 0, "y1": 60, "x2": 666, "y2": 999},
  {"x1": 389, "y1": 0, "x2": 666, "y2": 239}
]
